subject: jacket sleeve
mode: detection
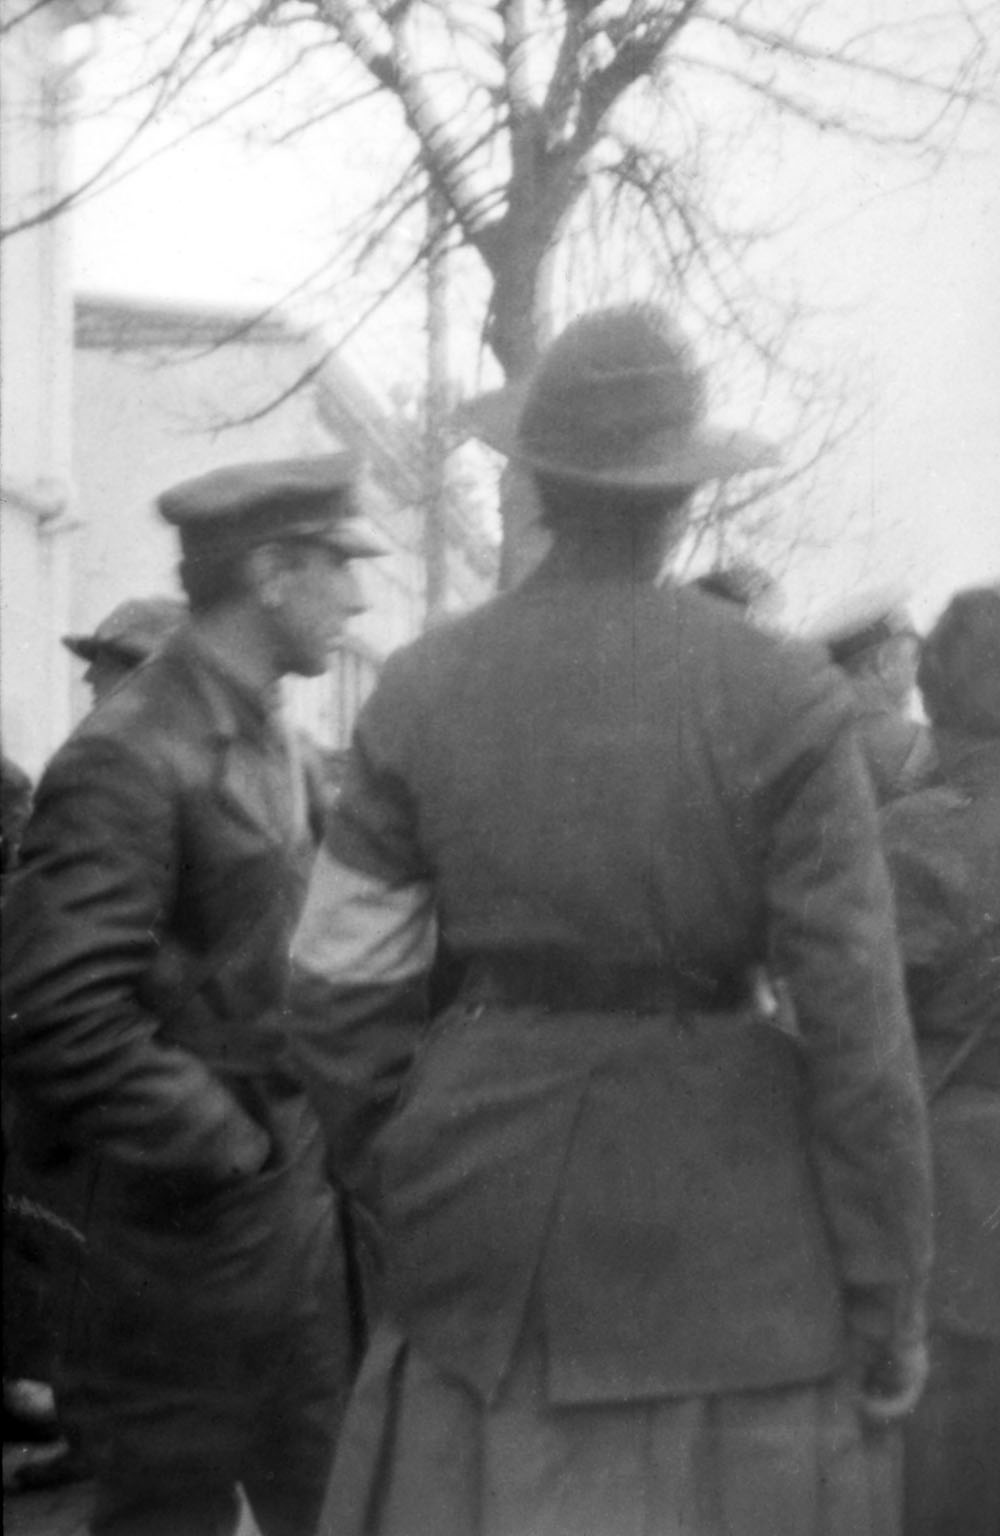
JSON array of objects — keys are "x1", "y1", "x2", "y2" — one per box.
[
  {"x1": 1, "y1": 733, "x2": 268, "y2": 1189},
  {"x1": 880, "y1": 797, "x2": 967, "y2": 973},
  {"x1": 288, "y1": 656, "x2": 436, "y2": 1187},
  {"x1": 756, "y1": 654, "x2": 933, "y2": 1355}
]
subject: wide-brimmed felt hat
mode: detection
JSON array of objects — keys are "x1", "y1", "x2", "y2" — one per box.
[
  {"x1": 460, "y1": 305, "x2": 778, "y2": 489},
  {"x1": 919, "y1": 583, "x2": 1000, "y2": 737},
  {"x1": 157, "y1": 453, "x2": 387, "y2": 559},
  {"x1": 63, "y1": 597, "x2": 187, "y2": 665}
]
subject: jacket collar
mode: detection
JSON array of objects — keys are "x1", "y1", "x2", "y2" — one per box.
[
  {"x1": 160, "y1": 626, "x2": 279, "y2": 745},
  {"x1": 933, "y1": 731, "x2": 1000, "y2": 793}
]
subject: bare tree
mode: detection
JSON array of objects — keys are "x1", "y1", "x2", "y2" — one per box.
[{"x1": 4, "y1": 0, "x2": 996, "y2": 579}]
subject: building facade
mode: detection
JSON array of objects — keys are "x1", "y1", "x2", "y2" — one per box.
[
  {"x1": 2, "y1": 0, "x2": 495, "y2": 774},
  {"x1": 0, "y1": 1, "x2": 99, "y2": 775}
]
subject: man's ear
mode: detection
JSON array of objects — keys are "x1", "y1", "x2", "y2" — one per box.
[{"x1": 245, "y1": 544, "x2": 285, "y2": 609}]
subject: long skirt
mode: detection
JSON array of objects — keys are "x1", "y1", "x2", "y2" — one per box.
[
  {"x1": 319, "y1": 1321, "x2": 900, "y2": 1536},
  {"x1": 903, "y1": 1330, "x2": 1000, "y2": 1536}
]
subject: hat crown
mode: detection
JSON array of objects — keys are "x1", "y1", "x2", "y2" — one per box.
[
  {"x1": 94, "y1": 598, "x2": 184, "y2": 648},
  {"x1": 519, "y1": 305, "x2": 707, "y2": 470},
  {"x1": 63, "y1": 597, "x2": 186, "y2": 663}
]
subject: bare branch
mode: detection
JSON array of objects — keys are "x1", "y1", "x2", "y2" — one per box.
[
  {"x1": 202, "y1": 237, "x2": 429, "y2": 429},
  {"x1": 0, "y1": 0, "x2": 59, "y2": 37}
]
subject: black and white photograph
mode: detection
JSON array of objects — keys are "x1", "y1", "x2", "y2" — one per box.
[{"x1": 2, "y1": 3, "x2": 998, "y2": 1533}]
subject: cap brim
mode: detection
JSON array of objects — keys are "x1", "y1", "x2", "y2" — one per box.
[
  {"x1": 322, "y1": 515, "x2": 389, "y2": 559},
  {"x1": 62, "y1": 635, "x2": 97, "y2": 661},
  {"x1": 457, "y1": 385, "x2": 779, "y2": 487},
  {"x1": 275, "y1": 511, "x2": 388, "y2": 559}
]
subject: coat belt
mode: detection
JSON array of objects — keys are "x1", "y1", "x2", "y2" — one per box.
[{"x1": 461, "y1": 950, "x2": 750, "y2": 1015}]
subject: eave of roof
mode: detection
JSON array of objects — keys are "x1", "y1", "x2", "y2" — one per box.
[{"x1": 74, "y1": 290, "x2": 300, "y2": 350}]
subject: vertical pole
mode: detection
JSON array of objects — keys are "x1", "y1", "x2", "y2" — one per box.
[{"x1": 424, "y1": 182, "x2": 450, "y2": 626}]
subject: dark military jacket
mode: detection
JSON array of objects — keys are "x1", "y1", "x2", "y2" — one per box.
[
  {"x1": 882, "y1": 734, "x2": 1000, "y2": 1337},
  {"x1": 2, "y1": 627, "x2": 336, "y2": 1340},
  {"x1": 291, "y1": 564, "x2": 932, "y2": 1405}
]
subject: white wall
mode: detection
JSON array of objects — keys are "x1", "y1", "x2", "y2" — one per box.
[{"x1": 1, "y1": 8, "x2": 79, "y2": 775}]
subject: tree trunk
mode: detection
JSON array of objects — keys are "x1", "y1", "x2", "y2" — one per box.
[
  {"x1": 423, "y1": 184, "x2": 450, "y2": 625},
  {"x1": 488, "y1": 222, "x2": 555, "y2": 588}
]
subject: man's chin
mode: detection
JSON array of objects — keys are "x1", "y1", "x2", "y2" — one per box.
[{"x1": 291, "y1": 657, "x2": 331, "y2": 679}]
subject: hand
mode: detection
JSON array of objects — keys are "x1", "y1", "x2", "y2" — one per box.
[
  {"x1": 224, "y1": 1118, "x2": 272, "y2": 1182},
  {"x1": 854, "y1": 1335, "x2": 929, "y2": 1424}
]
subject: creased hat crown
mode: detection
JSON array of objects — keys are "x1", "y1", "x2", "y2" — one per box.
[
  {"x1": 520, "y1": 306, "x2": 707, "y2": 474},
  {"x1": 461, "y1": 303, "x2": 777, "y2": 489}
]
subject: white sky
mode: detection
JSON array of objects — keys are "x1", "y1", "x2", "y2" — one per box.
[{"x1": 71, "y1": 8, "x2": 1000, "y2": 630}]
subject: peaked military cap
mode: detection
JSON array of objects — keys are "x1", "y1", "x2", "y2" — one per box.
[
  {"x1": 63, "y1": 597, "x2": 186, "y2": 665},
  {"x1": 157, "y1": 453, "x2": 387, "y2": 558},
  {"x1": 811, "y1": 583, "x2": 918, "y2": 666}
]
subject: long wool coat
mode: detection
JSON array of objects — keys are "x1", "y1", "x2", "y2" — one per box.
[{"x1": 291, "y1": 565, "x2": 932, "y2": 1408}]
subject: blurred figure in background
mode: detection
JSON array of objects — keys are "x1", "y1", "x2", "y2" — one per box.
[
  {"x1": 690, "y1": 558, "x2": 781, "y2": 624},
  {"x1": 63, "y1": 597, "x2": 187, "y2": 704},
  {"x1": 812, "y1": 584, "x2": 934, "y2": 803},
  {"x1": 881, "y1": 584, "x2": 1000, "y2": 1536},
  {"x1": 0, "y1": 756, "x2": 32, "y2": 894},
  {"x1": 3, "y1": 600, "x2": 182, "y2": 1492}
]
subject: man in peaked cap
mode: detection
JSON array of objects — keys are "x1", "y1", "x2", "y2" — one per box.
[
  {"x1": 2, "y1": 454, "x2": 383, "y2": 1535},
  {"x1": 63, "y1": 596, "x2": 187, "y2": 703},
  {"x1": 812, "y1": 582, "x2": 934, "y2": 803},
  {"x1": 289, "y1": 307, "x2": 930, "y2": 1536}
]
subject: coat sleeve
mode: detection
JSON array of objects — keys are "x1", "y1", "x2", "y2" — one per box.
[
  {"x1": 880, "y1": 797, "x2": 967, "y2": 973},
  {"x1": 1, "y1": 733, "x2": 268, "y2": 1189},
  {"x1": 756, "y1": 654, "x2": 933, "y2": 1355},
  {"x1": 288, "y1": 656, "x2": 437, "y2": 1187}
]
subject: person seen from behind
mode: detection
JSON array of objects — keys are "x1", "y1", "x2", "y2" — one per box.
[{"x1": 288, "y1": 305, "x2": 932, "y2": 1536}]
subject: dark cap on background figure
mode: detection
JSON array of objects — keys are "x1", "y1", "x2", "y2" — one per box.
[
  {"x1": 918, "y1": 584, "x2": 1000, "y2": 738},
  {"x1": 157, "y1": 453, "x2": 386, "y2": 560},
  {"x1": 63, "y1": 597, "x2": 187, "y2": 667},
  {"x1": 462, "y1": 305, "x2": 779, "y2": 492},
  {"x1": 692, "y1": 561, "x2": 779, "y2": 620}
]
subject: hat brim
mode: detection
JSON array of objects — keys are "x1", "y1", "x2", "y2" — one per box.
[
  {"x1": 62, "y1": 635, "x2": 143, "y2": 664},
  {"x1": 62, "y1": 635, "x2": 95, "y2": 660},
  {"x1": 459, "y1": 384, "x2": 779, "y2": 487},
  {"x1": 261, "y1": 513, "x2": 389, "y2": 559}
]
